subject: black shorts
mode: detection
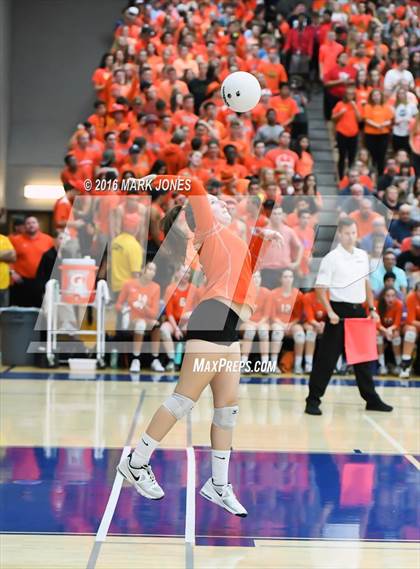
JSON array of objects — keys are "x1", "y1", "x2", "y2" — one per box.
[{"x1": 185, "y1": 299, "x2": 241, "y2": 345}]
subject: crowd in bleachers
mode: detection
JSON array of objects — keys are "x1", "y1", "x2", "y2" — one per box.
[{"x1": 1, "y1": 0, "x2": 420, "y2": 377}]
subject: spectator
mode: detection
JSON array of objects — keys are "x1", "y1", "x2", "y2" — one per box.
[
  {"x1": 332, "y1": 86, "x2": 362, "y2": 180},
  {"x1": 370, "y1": 249, "x2": 408, "y2": 296},
  {"x1": 323, "y1": 51, "x2": 357, "y2": 120},
  {"x1": 259, "y1": 206, "x2": 304, "y2": 289},
  {"x1": 384, "y1": 55, "x2": 415, "y2": 96},
  {"x1": 389, "y1": 204, "x2": 413, "y2": 249},
  {"x1": 363, "y1": 89, "x2": 394, "y2": 175},
  {"x1": 375, "y1": 286, "x2": 403, "y2": 375},
  {"x1": 254, "y1": 109, "x2": 284, "y2": 151},
  {"x1": 0, "y1": 234, "x2": 16, "y2": 307},
  {"x1": 266, "y1": 131, "x2": 299, "y2": 176},
  {"x1": 392, "y1": 87, "x2": 418, "y2": 153},
  {"x1": 396, "y1": 234, "x2": 420, "y2": 286},
  {"x1": 360, "y1": 217, "x2": 393, "y2": 254},
  {"x1": 349, "y1": 199, "x2": 382, "y2": 239},
  {"x1": 110, "y1": 213, "x2": 143, "y2": 296},
  {"x1": 9, "y1": 216, "x2": 54, "y2": 307}
]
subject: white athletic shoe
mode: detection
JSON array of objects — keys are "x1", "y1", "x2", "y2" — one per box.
[
  {"x1": 199, "y1": 478, "x2": 247, "y2": 517},
  {"x1": 378, "y1": 364, "x2": 388, "y2": 376},
  {"x1": 165, "y1": 360, "x2": 175, "y2": 371},
  {"x1": 399, "y1": 367, "x2": 410, "y2": 379},
  {"x1": 304, "y1": 363, "x2": 312, "y2": 374},
  {"x1": 294, "y1": 364, "x2": 304, "y2": 375},
  {"x1": 117, "y1": 453, "x2": 164, "y2": 500},
  {"x1": 151, "y1": 358, "x2": 165, "y2": 372},
  {"x1": 130, "y1": 358, "x2": 141, "y2": 373}
]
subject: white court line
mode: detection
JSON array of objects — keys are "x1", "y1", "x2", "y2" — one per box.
[
  {"x1": 185, "y1": 445, "x2": 196, "y2": 545},
  {"x1": 363, "y1": 415, "x2": 420, "y2": 470},
  {"x1": 96, "y1": 446, "x2": 131, "y2": 542}
]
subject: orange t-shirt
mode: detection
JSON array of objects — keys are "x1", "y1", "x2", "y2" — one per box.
[
  {"x1": 116, "y1": 279, "x2": 160, "y2": 321},
  {"x1": 159, "y1": 144, "x2": 187, "y2": 175},
  {"x1": 295, "y1": 151, "x2": 314, "y2": 177},
  {"x1": 257, "y1": 61, "x2": 288, "y2": 92},
  {"x1": 271, "y1": 96, "x2": 299, "y2": 126},
  {"x1": 270, "y1": 288, "x2": 304, "y2": 324},
  {"x1": 406, "y1": 291, "x2": 420, "y2": 327},
  {"x1": 251, "y1": 286, "x2": 272, "y2": 322},
  {"x1": 377, "y1": 299, "x2": 403, "y2": 328},
  {"x1": 152, "y1": 176, "x2": 268, "y2": 314},
  {"x1": 332, "y1": 101, "x2": 361, "y2": 137},
  {"x1": 363, "y1": 104, "x2": 394, "y2": 135},
  {"x1": 164, "y1": 282, "x2": 198, "y2": 323},
  {"x1": 303, "y1": 291, "x2": 328, "y2": 323},
  {"x1": 11, "y1": 232, "x2": 55, "y2": 279},
  {"x1": 349, "y1": 210, "x2": 382, "y2": 238}
]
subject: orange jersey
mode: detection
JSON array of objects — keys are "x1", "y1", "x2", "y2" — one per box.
[
  {"x1": 303, "y1": 291, "x2": 328, "y2": 323},
  {"x1": 164, "y1": 282, "x2": 198, "y2": 323},
  {"x1": 406, "y1": 292, "x2": 420, "y2": 327},
  {"x1": 377, "y1": 299, "x2": 403, "y2": 328},
  {"x1": 251, "y1": 286, "x2": 272, "y2": 322},
  {"x1": 10, "y1": 232, "x2": 55, "y2": 279},
  {"x1": 116, "y1": 279, "x2": 160, "y2": 321},
  {"x1": 270, "y1": 288, "x2": 304, "y2": 324},
  {"x1": 152, "y1": 176, "x2": 268, "y2": 314}
]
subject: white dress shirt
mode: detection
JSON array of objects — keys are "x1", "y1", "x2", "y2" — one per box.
[{"x1": 315, "y1": 244, "x2": 370, "y2": 303}]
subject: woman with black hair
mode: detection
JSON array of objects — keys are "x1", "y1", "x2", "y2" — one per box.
[
  {"x1": 92, "y1": 53, "x2": 114, "y2": 101},
  {"x1": 376, "y1": 286, "x2": 403, "y2": 375},
  {"x1": 332, "y1": 86, "x2": 362, "y2": 179},
  {"x1": 118, "y1": 175, "x2": 283, "y2": 516}
]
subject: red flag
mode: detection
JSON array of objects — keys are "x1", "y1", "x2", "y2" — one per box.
[{"x1": 344, "y1": 318, "x2": 378, "y2": 365}]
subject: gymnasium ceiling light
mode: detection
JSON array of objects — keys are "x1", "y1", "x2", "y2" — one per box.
[{"x1": 24, "y1": 185, "x2": 65, "y2": 200}]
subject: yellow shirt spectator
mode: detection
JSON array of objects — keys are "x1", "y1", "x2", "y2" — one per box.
[
  {"x1": 111, "y1": 232, "x2": 143, "y2": 293},
  {"x1": 0, "y1": 235, "x2": 15, "y2": 290}
]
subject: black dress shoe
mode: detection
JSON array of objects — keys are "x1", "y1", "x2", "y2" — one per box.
[
  {"x1": 305, "y1": 402, "x2": 322, "y2": 415},
  {"x1": 366, "y1": 400, "x2": 393, "y2": 412}
]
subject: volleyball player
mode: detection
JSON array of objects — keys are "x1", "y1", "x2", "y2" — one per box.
[
  {"x1": 118, "y1": 175, "x2": 283, "y2": 516},
  {"x1": 375, "y1": 287, "x2": 403, "y2": 375}
]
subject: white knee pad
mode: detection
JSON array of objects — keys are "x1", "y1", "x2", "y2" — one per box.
[
  {"x1": 305, "y1": 330, "x2": 317, "y2": 342},
  {"x1": 293, "y1": 330, "x2": 305, "y2": 344},
  {"x1": 243, "y1": 328, "x2": 256, "y2": 341},
  {"x1": 392, "y1": 336, "x2": 401, "y2": 347},
  {"x1": 212, "y1": 405, "x2": 239, "y2": 430},
  {"x1": 258, "y1": 328, "x2": 269, "y2": 340},
  {"x1": 163, "y1": 392, "x2": 194, "y2": 420},
  {"x1": 377, "y1": 335, "x2": 384, "y2": 346},
  {"x1": 160, "y1": 325, "x2": 172, "y2": 341},
  {"x1": 134, "y1": 319, "x2": 147, "y2": 334},
  {"x1": 272, "y1": 329, "x2": 284, "y2": 342},
  {"x1": 404, "y1": 330, "x2": 417, "y2": 343}
]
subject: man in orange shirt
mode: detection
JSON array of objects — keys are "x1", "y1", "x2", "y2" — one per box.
[
  {"x1": 257, "y1": 49, "x2": 288, "y2": 94},
  {"x1": 266, "y1": 131, "x2": 299, "y2": 176},
  {"x1": 172, "y1": 94, "x2": 198, "y2": 138},
  {"x1": 318, "y1": 30, "x2": 344, "y2": 80},
  {"x1": 159, "y1": 67, "x2": 189, "y2": 105},
  {"x1": 72, "y1": 131, "x2": 97, "y2": 180},
  {"x1": 244, "y1": 141, "x2": 272, "y2": 176},
  {"x1": 271, "y1": 83, "x2": 299, "y2": 128},
  {"x1": 10, "y1": 216, "x2": 55, "y2": 307},
  {"x1": 202, "y1": 139, "x2": 227, "y2": 177},
  {"x1": 349, "y1": 199, "x2": 382, "y2": 239},
  {"x1": 159, "y1": 130, "x2": 187, "y2": 174}
]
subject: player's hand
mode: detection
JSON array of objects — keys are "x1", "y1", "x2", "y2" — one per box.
[
  {"x1": 370, "y1": 311, "x2": 380, "y2": 323},
  {"x1": 256, "y1": 228, "x2": 284, "y2": 246},
  {"x1": 328, "y1": 311, "x2": 340, "y2": 325}
]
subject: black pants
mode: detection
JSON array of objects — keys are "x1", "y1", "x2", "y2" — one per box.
[
  {"x1": 323, "y1": 90, "x2": 340, "y2": 121},
  {"x1": 392, "y1": 134, "x2": 410, "y2": 153},
  {"x1": 365, "y1": 133, "x2": 389, "y2": 176},
  {"x1": 307, "y1": 302, "x2": 380, "y2": 406},
  {"x1": 336, "y1": 132, "x2": 358, "y2": 179},
  {"x1": 10, "y1": 278, "x2": 42, "y2": 308}
]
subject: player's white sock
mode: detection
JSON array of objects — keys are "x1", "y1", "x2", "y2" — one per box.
[
  {"x1": 261, "y1": 355, "x2": 269, "y2": 364},
  {"x1": 241, "y1": 355, "x2": 247, "y2": 365},
  {"x1": 270, "y1": 355, "x2": 278, "y2": 365},
  {"x1": 305, "y1": 355, "x2": 313, "y2": 366},
  {"x1": 395, "y1": 355, "x2": 401, "y2": 365},
  {"x1": 133, "y1": 350, "x2": 140, "y2": 357},
  {"x1": 132, "y1": 433, "x2": 159, "y2": 467},
  {"x1": 378, "y1": 354, "x2": 385, "y2": 367},
  {"x1": 211, "y1": 449, "x2": 231, "y2": 487},
  {"x1": 295, "y1": 355, "x2": 303, "y2": 367}
]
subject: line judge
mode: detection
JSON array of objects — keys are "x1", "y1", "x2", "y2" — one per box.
[{"x1": 305, "y1": 217, "x2": 393, "y2": 415}]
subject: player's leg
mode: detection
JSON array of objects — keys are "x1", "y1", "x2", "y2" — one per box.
[
  {"x1": 291, "y1": 323, "x2": 305, "y2": 374},
  {"x1": 400, "y1": 325, "x2": 417, "y2": 378},
  {"x1": 118, "y1": 339, "x2": 221, "y2": 498},
  {"x1": 160, "y1": 320, "x2": 176, "y2": 370},
  {"x1": 199, "y1": 340, "x2": 247, "y2": 517},
  {"x1": 130, "y1": 318, "x2": 146, "y2": 373},
  {"x1": 150, "y1": 322, "x2": 164, "y2": 371},
  {"x1": 377, "y1": 331, "x2": 387, "y2": 375},
  {"x1": 257, "y1": 323, "x2": 270, "y2": 372},
  {"x1": 270, "y1": 321, "x2": 285, "y2": 372},
  {"x1": 240, "y1": 322, "x2": 256, "y2": 372},
  {"x1": 303, "y1": 323, "x2": 317, "y2": 373},
  {"x1": 391, "y1": 329, "x2": 402, "y2": 373}
]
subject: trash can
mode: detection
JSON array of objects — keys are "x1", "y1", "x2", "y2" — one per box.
[{"x1": 0, "y1": 307, "x2": 41, "y2": 366}]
